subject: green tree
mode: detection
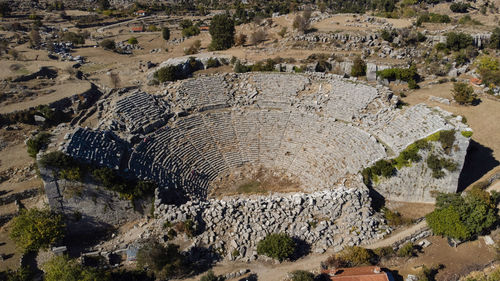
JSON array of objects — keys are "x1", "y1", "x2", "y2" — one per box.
[
  {"x1": 154, "y1": 65, "x2": 179, "y2": 82},
  {"x1": 209, "y1": 14, "x2": 235, "y2": 51},
  {"x1": 98, "y1": 0, "x2": 110, "y2": 10},
  {"x1": 351, "y1": 56, "x2": 366, "y2": 77},
  {"x1": 426, "y1": 205, "x2": 470, "y2": 240},
  {"x1": 452, "y1": 82, "x2": 477, "y2": 105},
  {"x1": 446, "y1": 32, "x2": 474, "y2": 51},
  {"x1": 26, "y1": 132, "x2": 51, "y2": 157},
  {"x1": 290, "y1": 270, "x2": 315, "y2": 281},
  {"x1": 136, "y1": 240, "x2": 186, "y2": 278},
  {"x1": 0, "y1": 1, "x2": 11, "y2": 17},
  {"x1": 10, "y1": 208, "x2": 65, "y2": 252},
  {"x1": 162, "y1": 27, "x2": 170, "y2": 41},
  {"x1": 128, "y1": 37, "x2": 138, "y2": 45},
  {"x1": 489, "y1": 27, "x2": 500, "y2": 49},
  {"x1": 257, "y1": 233, "x2": 295, "y2": 261},
  {"x1": 397, "y1": 242, "x2": 415, "y2": 257},
  {"x1": 0, "y1": 266, "x2": 33, "y2": 281},
  {"x1": 43, "y1": 255, "x2": 109, "y2": 281},
  {"x1": 100, "y1": 39, "x2": 115, "y2": 50},
  {"x1": 337, "y1": 246, "x2": 373, "y2": 267}
]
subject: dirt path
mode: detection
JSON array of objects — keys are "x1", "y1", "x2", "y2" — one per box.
[
  {"x1": 182, "y1": 221, "x2": 429, "y2": 281},
  {"x1": 366, "y1": 220, "x2": 428, "y2": 249}
]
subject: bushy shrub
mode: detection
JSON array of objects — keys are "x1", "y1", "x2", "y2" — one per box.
[
  {"x1": 184, "y1": 40, "x2": 201, "y2": 55},
  {"x1": 27, "y1": 132, "x2": 51, "y2": 157},
  {"x1": 10, "y1": 208, "x2": 65, "y2": 252},
  {"x1": 206, "y1": 57, "x2": 219, "y2": 68},
  {"x1": 61, "y1": 32, "x2": 85, "y2": 45},
  {"x1": 373, "y1": 246, "x2": 394, "y2": 259},
  {"x1": 416, "y1": 13, "x2": 450, "y2": 26},
  {"x1": 100, "y1": 39, "x2": 115, "y2": 50},
  {"x1": 39, "y1": 151, "x2": 75, "y2": 169},
  {"x1": 251, "y1": 58, "x2": 276, "y2": 72},
  {"x1": 154, "y1": 65, "x2": 180, "y2": 82},
  {"x1": 43, "y1": 255, "x2": 108, "y2": 281},
  {"x1": 59, "y1": 167, "x2": 82, "y2": 181},
  {"x1": 257, "y1": 233, "x2": 295, "y2": 261},
  {"x1": 397, "y1": 242, "x2": 415, "y2": 257},
  {"x1": 290, "y1": 270, "x2": 315, "y2": 281},
  {"x1": 382, "y1": 207, "x2": 409, "y2": 226},
  {"x1": 446, "y1": 32, "x2": 474, "y2": 51},
  {"x1": 182, "y1": 25, "x2": 200, "y2": 37},
  {"x1": 426, "y1": 154, "x2": 457, "y2": 178},
  {"x1": 380, "y1": 29, "x2": 397, "y2": 42},
  {"x1": 489, "y1": 27, "x2": 500, "y2": 49},
  {"x1": 136, "y1": 240, "x2": 186, "y2": 279},
  {"x1": 452, "y1": 82, "x2": 477, "y2": 105},
  {"x1": 351, "y1": 56, "x2": 366, "y2": 77},
  {"x1": 461, "y1": 131, "x2": 473, "y2": 138},
  {"x1": 128, "y1": 37, "x2": 138, "y2": 45},
  {"x1": 450, "y1": 2, "x2": 469, "y2": 13},
  {"x1": 337, "y1": 246, "x2": 373, "y2": 267},
  {"x1": 377, "y1": 65, "x2": 420, "y2": 86},
  {"x1": 234, "y1": 61, "x2": 251, "y2": 73}
]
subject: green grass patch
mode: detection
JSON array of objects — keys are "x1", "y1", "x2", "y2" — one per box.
[
  {"x1": 237, "y1": 181, "x2": 264, "y2": 194},
  {"x1": 461, "y1": 131, "x2": 473, "y2": 138}
]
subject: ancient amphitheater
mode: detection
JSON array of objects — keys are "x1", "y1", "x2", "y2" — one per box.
[{"x1": 51, "y1": 72, "x2": 471, "y2": 259}]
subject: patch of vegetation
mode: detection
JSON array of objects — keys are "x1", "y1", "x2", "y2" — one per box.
[
  {"x1": 100, "y1": 39, "x2": 116, "y2": 50},
  {"x1": 426, "y1": 154, "x2": 458, "y2": 178},
  {"x1": 43, "y1": 255, "x2": 108, "y2": 281},
  {"x1": 372, "y1": 246, "x2": 394, "y2": 259},
  {"x1": 337, "y1": 246, "x2": 374, "y2": 267},
  {"x1": 184, "y1": 40, "x2": 201, "y2": 55},
  {"x1": 450, "y1": 2, "x2": 469, "y2": 13},
  {"x1": 174, "y1": 219, "x2": 196, "y2": 237},
  {"x1": 362, "y1": 130, "x2": 455, "y2": 185},
  {"x1": 446, "y1": 32, "x2": 474, "y2": 51},
  {"x1": 61, "y1": 32, "x2": 85, "y2": 45},
  {"x1": 426, "y1": 188, "x2": 499, "y2": 240},
  {"x1": 376, "y1": 65, "x2": 420, "y2": 88},
  {"x1": 489, "y1": 27, "x2": 500, "y2": 49},
  {"x1": 40, "y1": 151, "x2": 155, "y2": 200},
  {"x1": 206, "y1": 57, "x2": 219, "y2": 68},
  {"x1": 290, "y1": 270, "x2": 315, "y2": 281},
  {"x1": 237, "y1": 180, "x2": 264, "y2": 194},
  {"x1": 458, "y1": 15, "x2": 482, "y2": 25},
  {"x1": 461, "y1": 131, "x2": 473, "y2": 138},
  {"x1": 162, "y1": 27, "x2": 170, "y2": 41},
  {"x1": 397, "y1": 242, "x2": 415, "y2": 257},
  {"x1": 382, "y1": 207, "x2": 411, "y2": 226},
  {"x1": 380, "y1": 29, "x2": 397, "y2": 42},
  {"x1": 10, "y1": 208, "x2": 65, "y2": 252},
  {"x1": 154, "y1": 65, "x2": 181, "y2": 82},
  {"x1": 351, "y1": 56, "x2": 366, "y2": 77},
  {"x1": 475, "y1": 55, "x2": 500, "y2": 88},
  {"x1": 257, "y1": 233, "x2": 295, "y2": 262},
  {"x1": 452, "y1": 82, "x2": 477, "y2": 105},
  {"x1": 136, "y1": 240, "x2": 187, "y2": 279},
  {"x1": 0, "y1": 266, "x2": 33, "y2": 281},
  {"x1": 27, "y1": 132, "x2": 51, "y2": 158},
  {"x1": 200, "y1": 270, "x2": 225, "y2": 281},
  {"x1": 416, "y1": 13, "x2": 450, "y2": 26},
  {"x1": 209, "y1": 14, "x2": 235, "y2": 50},
  {"x1": 127, "y1": 37, "x2": 138, "y2": 45}
]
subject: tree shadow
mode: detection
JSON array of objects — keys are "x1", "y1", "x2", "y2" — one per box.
[
  {"x1": 368, "y1": 188, "x2": 386, "y2": 212},
  {"x1": 239, "y1": 273, "x2": 258, "y2": 281},
  {"x1": 458, "y1": 139, "x2": 499, "y2": 192},
  {"x1": 184, "y1": 246, "x2": 222, "y2": 276},
  {"x1": 290, "y1": 237, "x2": 311, "y2": 261},
  {"x1": 64, "y1": 216, "x2": 116, "y2": 258}
]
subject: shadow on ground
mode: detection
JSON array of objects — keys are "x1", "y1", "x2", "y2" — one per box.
[{"x1": 458, "y1": 140, "x2": 499, "y2": 192}]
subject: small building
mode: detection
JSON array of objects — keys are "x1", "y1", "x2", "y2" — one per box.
[
  {"x1": 200, "y1": 26, "x2": 210, "y2": 32},
  {"x1": 126, "y1": 245, "x2": 139, "y2": 262},
  {"x1": 322, "y1": 266, "x2": 393, "y2": 281},
  {"x1": 135, "y1": 10, "x2": 147, "y2": 16},
  {"x1": 470, "y1": 77, "x2": 482, "y2": 86},
  {"x1": 131, "y1": 26, "x2": 144, "y2": 33}
]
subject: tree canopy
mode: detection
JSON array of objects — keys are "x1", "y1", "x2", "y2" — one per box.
[
  {"x1": 426, "y1": 189, "x2": 498, "y2": 240},
  {"x1": 209, "y1": 14, "x2": 235, "y2": 51},
  {"x1": 43, "y1": 255, "x2": 109, "y2": 281},
  {"x1": 257, "y1": 233, "x2": 295, "y2": 261},
  {"x1": 10, "y1": 208, "x2": 65, "y2": 252},
  {"x1": 136, "y1": 240, "x2": 186, "y2": 279}
]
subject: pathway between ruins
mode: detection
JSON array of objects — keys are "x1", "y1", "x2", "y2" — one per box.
[{"x1": 181, "y1": 220, "x2": 429, "y2": 281}]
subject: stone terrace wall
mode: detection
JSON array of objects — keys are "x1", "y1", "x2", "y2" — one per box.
[{"x1": 153, "y1": 186, "x2": 388, "y2": 261}]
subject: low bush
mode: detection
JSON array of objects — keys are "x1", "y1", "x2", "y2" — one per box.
[
  {"x1": 337, "y1": 246, "x2": 373, "y2": 267},
  {"x1": 450, "y1": 2, "x2": 469, "y2": 13},
  {"x1": 377, "y1": 65, "x2": 420, "y2": 87},
  {"x1": 416, "y1": 13, "x2": 450, "y2": 26},
  {"x1": 290, "y1": 270, "x2": 315, "y2": 281},
  {"x1": 127, "y1": 37, "x2": 138, "y2": 45},
  {"x1": 206, "y1": 57, "x2": 219, "y2": 68},
  {"x1": 426, "y1": 154, "x2": 458, "y2": 178},
  {"x1": 200, "y1": 270, "x2": 225, "y2": 281},
  {"x1": 100, "y1": 39, "x2": 115, "y2": 50},
  {"x1": 373, "y1": 246, "x2": 394, "y2": 259},
  {"x1": 59, "y1": 167, "x2": 82, "y2": 181},
  {"x1": 257, "y1": 233, "x2": 295, "y2": 261},
  {"x1": 446, "y1": 32, "x2": 474, "y2": 51},
  {"x1": 461, "y1": 131, "x2": 473, "y2": 138},
  {"x1": 154, "y1": 65, "x2": 180, "y2": 82},
  {"x1": 452, "y1": 82, "x2": 477, "y2": 105},
  {"x1": 27, "y1": 132, "x2": 51, "y2": 157},
  {"x1": 351, "y1": 56, "x2": 366, "y2": 77},
  {"x1": 136, "y1": 240, "x2": 187, "y2": 279},
  {"x1": 382, "y1": 207, "x2": 410, "y2": 227},
  {"x1": 397, "y1": 242, "x2": 415, "y2": 257}
]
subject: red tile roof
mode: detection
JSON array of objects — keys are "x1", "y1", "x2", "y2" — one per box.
[
  {"x1": 131, "y1": 26, "x2": 143, "y2": 32},
  {"x1": 322, "y1": 266, "x2": 390, "y2": 281}
]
